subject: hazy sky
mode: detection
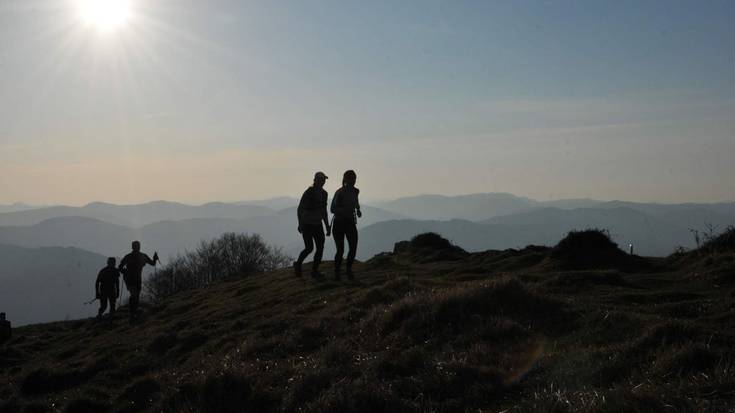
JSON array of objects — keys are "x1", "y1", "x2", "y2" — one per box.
[{"x1": 1, "y1": 0, "x2": 734, "y2": 205}]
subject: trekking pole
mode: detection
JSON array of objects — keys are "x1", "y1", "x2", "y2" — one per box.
[{"x1": 83, "y1": 297, "x2": 98, "y2": 305}]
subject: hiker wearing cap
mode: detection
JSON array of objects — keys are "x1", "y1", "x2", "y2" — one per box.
[
  {"x1": 0, "y1": 312, "x2": 10, "y2": 343},
  {"x1": 331, "y1": 170, "x2": 361, "y2": 280},
  {"x1": 295, "y1": 171, "x2": 331, "y2": 279},
  {"x1": 119, "y1": 241, "x2": 158, "y2": 320},
  {"x1": 95, "y1": 257, "x2": 120, "y2": 320}
]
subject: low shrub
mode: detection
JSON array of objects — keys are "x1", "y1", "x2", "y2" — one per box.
[
  {"x1": 701, "y1": 226, "x2": 735, "y2": 252},
  {"x1": 145, "y1": 233, "x2": 290, "y2": 301},
  {"x1": 410, "y1": 233, "x2": 454, "y2": 249}
]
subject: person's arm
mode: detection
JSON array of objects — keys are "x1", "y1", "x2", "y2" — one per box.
[
  {"x1": 118, "y1": 255, "x2": 127, "y2": 272},
  {"x1": 115, "y1": 275, "x2": 120, "y2": 298},
  {"x1": 330, "y1": 190, "x2": 339, "y2": 214},
  {"x1": 144, "y1": 254, "x2": 156, "y2": 266},
  {"x1": 95, "y1": 271, "x2": 102, "y2": 297},
  {"x1": 322, "y1": 191, "x2": 330, "y2": 235},
  {"x1": 297, "y1": 189, "x2": 309, "y2": 231},
  {"x1": 355, "y1": 188, "x2": 362, "y2": 218}
]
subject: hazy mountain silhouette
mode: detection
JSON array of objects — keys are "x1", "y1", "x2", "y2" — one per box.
[
  {"x1": 0, "y1": 244, "x2": 106, "y2": 326},
  {"x1": 0, "y1": 195, "x2": 731, "y2": 262},
  {"x1": 594, "y1": 201, "x2": 735, "y2": 229},
  {"x1": 481, "y1": 207, "x2": 692, "y2": 255},
  {"x1": 374, "y1": 193, "x2": 735, "y2": 225},
  {"x1": 237, "y1": 196, "x2": 299, "y2": 210},
  {"x1": 0, "y1": 201, "x2": 275, "y2": 227},
  {"x1": 0, "y1": 205, "x2": 727, "y2": 260},
  {"x1": 373, "y1": 193, "x2": 539, "y2": 221},
  {"x1": 0, "y1": 203, "x2": 36, "y2": 213},
  {"x1": 0, "y1": 205, "x2": 405, "y2": 260}
]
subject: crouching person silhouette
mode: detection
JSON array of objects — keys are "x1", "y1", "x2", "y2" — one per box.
[
  {"x1": 96, "y1": 257, "x2": 120, "y2": 320},
  {"x1": 119, "y1": 241, "x2": 158, "y2": 321},
  {"x1": 332, "y1": 170, "x2": 361, "y2": 280},
  {"x1": 294, "y1": 171, "x2": 331, "y2": 279}
]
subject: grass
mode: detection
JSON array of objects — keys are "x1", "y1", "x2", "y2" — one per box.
[{"x1": 1, "y1": 233, "x2": 735, "y2": 412}]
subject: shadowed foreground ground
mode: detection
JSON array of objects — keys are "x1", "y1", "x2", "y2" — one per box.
[{"x1": 2, "y1": 233, "x2": 735, "y2": 412}]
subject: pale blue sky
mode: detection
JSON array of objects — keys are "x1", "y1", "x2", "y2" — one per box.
[{"x1": 1, "y1": 0, "x2": 734, "y2": 204}]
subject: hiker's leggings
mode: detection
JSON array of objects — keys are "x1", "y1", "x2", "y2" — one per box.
[
  {"x1": 333, "y1": 219, "x2": 358, "y2": 273},
  {"x1": 297, "y1": 224, "x2": 325, "y2": 271},
  {"x1": 98, "y1": 294, "x2": 116, "y2": 315},
  {"x1": 127, "y1": 275, "x2": 142, "y2": 314}
]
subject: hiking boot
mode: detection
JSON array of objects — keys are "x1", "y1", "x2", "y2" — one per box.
[
  {"x1": 311, "y1": 271, "x2": 326, "y2": 280},
  {"x1": 293, "y1": 262, "x2": 302, "y2": 277},
  {"x1": 346, "y1": 270, "x2": 355, "y2": 280}
]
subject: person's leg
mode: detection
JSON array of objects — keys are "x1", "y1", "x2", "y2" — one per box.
[
  {"x1": 346, "y1": 224, "x2": 358, "y2": 277},
  {"x1": 312, "y1": 226, "x2": 325, "y2": 275},
  {"x1": 295, "y1": 228, "x2": 315, "y2": 275},
  {"x1": 109, "y1": 295, "x2": 116, "y2": 316},
  {"x1": 98, "y1": 296, "x2": 108, "y2": 318},
  {"x1": 333, "y1": 221, "x2": 345, "y2": 279},
  {"x1": 129, "y1": 290, "x2": 138, "y2": 315},
  {"x1": 129, "y1": 277, "x2": 141, "y2": 317}
]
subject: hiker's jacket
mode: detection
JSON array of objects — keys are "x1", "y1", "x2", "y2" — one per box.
[
  {"x1": 331, "y1": 186, "x2": 360, "y2": 224},
  {"x1": 298, "y1": 186, "x2": 328, "y2": 227},
  {"x1": 96, "y1": 266, "x2": 120, "y2": 297},
  {"x1": 120, "y1": 251, "x2": 155, "y2": 279}
]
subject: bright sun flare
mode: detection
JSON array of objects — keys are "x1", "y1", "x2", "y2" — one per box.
[{"x1": 78, "y1": 0, "x2": 131, "y2": 32}]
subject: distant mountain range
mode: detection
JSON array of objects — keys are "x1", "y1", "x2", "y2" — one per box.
[
  {"x1": 0, "y1": 203, "x2": 37, "y2": 213},
  {"x1": 0, "y1": 205, "x2": 405, "y2": 260},
  {"x1": 0, "y1": 201, "x2": 275, "y2": 227},
  {"x1": 2, "y1": 193, "x2": 734, "y2": 326},
  {"x1": 373, "y1": 193, "x2": 605, "y2": 221},
  {"x1": 0, "y1": 195, "x2": 732, "y2": 259}
]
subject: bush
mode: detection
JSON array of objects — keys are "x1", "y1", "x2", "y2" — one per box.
[
  {"x1": 410, "y1": 232, "x2": 454, "y2": 249},
  {"x1": 145, "y1": 233, "x2": 290, "y2": 301},
  {"x1": 701, "y1": 226, "x2": 735, "y2": 252},
  {"x1": 553, "y1": 229, "x2": 619, "y2": 257},
  {"x1": 392, "y1": 233, "x2": 467, "y2": 262},
  {"x1": 550, "y1": 229, "x2": 640, "y2": 270}
]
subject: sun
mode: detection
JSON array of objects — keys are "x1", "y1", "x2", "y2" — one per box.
[{"x1": 77, "y1": 0, "x2": 132, "y2": 32}]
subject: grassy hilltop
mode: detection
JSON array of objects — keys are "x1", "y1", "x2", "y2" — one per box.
[{"x1": 2, "y1": 230, "x2": 735, "y2": 412}]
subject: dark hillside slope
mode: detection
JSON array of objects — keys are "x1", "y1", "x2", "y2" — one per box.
[{"x1": 2, "y1": 239, "x2": 735, "y2": 412}]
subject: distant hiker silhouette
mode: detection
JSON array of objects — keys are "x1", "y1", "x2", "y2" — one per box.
[
  {"x1": 0, "y1": 312, "x2": 10, "y2": 343},
  {"x1": 331, "y1": 170, "x2": 361, "y2": 280},
  {"x1": 295, "y1": 171, "x2": 331, "y2": 279},
  {"x1": 119, "y1": 241, "x2": 158, "y2": 320},
  {"x1": 96, "y1": 257, "x2": 120, "y2": 320}
]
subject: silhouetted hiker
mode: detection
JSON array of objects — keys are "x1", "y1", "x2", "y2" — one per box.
[
  {"x1": 0, "y1": 313, "x2": 10, "y2": 343},
  {"x1": 331, "y1": 170, "x2": 361, "y2": 280},
  {"x1": 119, "y1": 241, "x2": 158, "y2": 320},
  {"x1": 295, "y1": 171, "x2": 331, "y2": 279},
  {"x1": 96, "y1": 257, "x2": 120, "y2": 320}
]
